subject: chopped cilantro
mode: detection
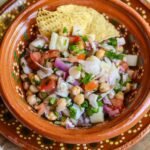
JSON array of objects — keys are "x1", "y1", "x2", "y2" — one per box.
[
  {"x1": 63, "y1": 27, "x2": 68, "y2": 33},
  {"x1": 97, "y1": 101, "x2": 103, "y2": 107},
  {"x1": 77, "y1": 64, "x2": 82, "y2": 71},
  {"x1": 114, "y1": 83, "x2": 123, "y2": 93},
  {"x1": 108, "y1": 38, "x2": 117, "y2": 47},
  {"x1": 53, "y1": 67, "x2": 59, "y2": 72},
  {"x1": 39, "y1": 92, "x2": 48, "y2": 99},
  {"x1": 69, "y1": 45, "x2": 87, "y2": 54},
  {"x1": 105, "y1": 51, "x2": 124, "y2": 60},
  {"x1": 98, "y1": 95, "x2": 102, "y2": 100},
  {"x1": 81, "y1": 100, "x2": 89, "y2": 108},
  {"x1": 49, "y1": 97, "x2": 56, "y2": 105},
  {"x1": 81, "y1": 73, "x2": 93, "y2": 84},
  {"x1": 54, "y1": 112, "x2": 59, "y2": 118},
  {"x1": 86, "y1": 106, "x2": 99, "y2": 116},
  {"x1": 64, "y1": 39, "x2": 67, "y2": 46},
  {"x1": 69, "y1": 45, "x2": 78, "y2": 51},
  {"x1": 69, "y1": 107, "x2": 77, "y2": 119},
  {"x1": 82, "y1": 35, "x2": 88, "y2": 42}
]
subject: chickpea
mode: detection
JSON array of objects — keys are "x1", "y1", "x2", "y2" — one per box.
[
  {"x1": 47, "y1": 112, "x2": 57, "y2": 121},
  {"x1": 71, "y1": 86, "x2": 81, "y2": 96},
  {"x1": 115, "y1": 91, "x2": 124, "y2": 100},
  {"x1": 74, "y1": 94, "x2": 84, "y2": 105},
  {"x1": 125, "y1": 83, "x2": 131, "y2": 92},
  {"x1": 26, "y1": 90, "x2": 33, "y2": 96},
  {"x1": 27, "y1": 95, "x2": 37, "y2": 106},
  {"x1": 29, "y1": 85, "x2": 39, "y2": 93},
  {"x1": 56, "y1": 98, "x2": 67, "y2": 112},
  {"x1": 99, "y1": 82, "x2": 110, "y2": 93},
  {"x1": 96, "y1": 49, "x2": 105, "y2": 59}
]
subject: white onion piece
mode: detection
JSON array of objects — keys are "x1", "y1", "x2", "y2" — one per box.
[
  {"x1": 56, "y1": 78, "x2": 69, "y2": 97},
  {"x1": 37, "y1": 69, "x2": 53, "y2": 79},
  {"x1": 56, "y1": 36, "x2": 69, "y2": 51},
  {"x1": 20, "y1": 57, "x2": 32, "y2": 74},
  {"x1": 72, "y1": 25, "x2": 84, "y2": 36},
  {"x1": 101, "y1": 43, "x2": 116, "y2": 52},
  {"x1": 88, "y1": 94, "x2": 98, "y2": 108},
  {"x1": 69, "y1": 66, "x2": 81, "y2": 79},
  {"x1": 49, "y1": 32, "x2": 58, "y2": 49},
  {"x1": 117, "y1": 37, "x2": 126, "y2": 46},
  {"x1": 66, "y1": 118, "x2": 75, "y2": 129},
  {"x1": 126, "y1": 55, "x2": 138, "y2": 66},
  {"x1": 29, "y1": 38, "x2": 46, "y2": 51},
  {"x1": 82, "y1": 56, "x2": 101, "y2": 76},
  {"x1": 108, "y1": 63, "x2": 120, "y2": 86},
  {"x1": 122, "y1": 73, "x2": 128, "y2": 83},
  {"x1": 90, "y1": 107, "x2": 104, "y2": 123},
  {"x1": 27, "y1": 95, "x2": 37, "y2": 106},
  {"x1": 70, "y1": 104, "x2": 85, "y2": 120}
]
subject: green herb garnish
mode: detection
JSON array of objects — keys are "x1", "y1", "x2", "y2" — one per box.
[
  {"x1": 82, "y1": 35, "x2": 88, "y2": 42},
  {"x1": 39, "y1": 92, "x2": 48, "y2": 99},
  {"x1": 81, "y1": 73, "x2": 93, "y2": 84},
  {"x1": 105, "y1": 51, "x2": 124, "y2": 60},
  {"x1": 49, "y1": 97, "x2": 56, "y2": 105},
  {"x1": 69, "y1": 45, "x2": 87, "y2": 55},
  {"x1": 108, "y1": 38, "x2": 117, "y2": 47},
  {"x1": 54, "y1": 112, "x2": 59, "y2": 118},
  {"x1": 81, "y1": 100, "x2": 89, "y2": 108},
  {"x1": 69, "y1": 107, "x2": 77, "y2": 119},
  {"x1": 97, "y1": 101, "x2": 103, "y2": 107},
  {"x1": 64, "y1": 39, "x2": 67, "y2": 46},
  {"x1": 77, "y1": 64, "x2": 82, "y2": 71},
  {"x1": 63, "y1": 27, "x2": 68, "y2": 33},
  {"x1": 86, "y1": 106, "x2": 99, "y2": 116}
]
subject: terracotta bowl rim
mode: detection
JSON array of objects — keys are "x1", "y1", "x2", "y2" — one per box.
[{"x1": 0, "y1": 0, "x2": 150, "y2": 144}]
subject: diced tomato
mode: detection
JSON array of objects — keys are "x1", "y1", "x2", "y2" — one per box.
[
  {"x1": 69, "y1": 36, "x2": 81, "y2": 44},
  {"x1": 42, "y1": 50, "x2": 60, "y2": 59},
  {"x1": 41, "y1": 50, "x2": 60, "y2": 65},
  {"x1": 84, "y1": 80, "x2": 98, "y2": 92},
  {"x1": 30, "y1": 52, "x2": 42, "y2": 63},
  {"x1": 77, "y1": 54, "x2": 86, "y2": 60},
  {"x1": 26, "y1": 56, "x2": 39, "y2": 70},
  {"x1": 40, "y1": 78, "x2": 57, "y2": 93},
  {"x1": 110, "y1": 98, "x2": 124, "y2": 110}
]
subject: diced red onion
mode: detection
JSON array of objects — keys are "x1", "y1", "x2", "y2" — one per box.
[
  {"x1": 72, "y1": 80, "x2": 80, "y2": 86},
  {"x1": 103, "y1": 105, "x2": 120, "y2": 118},
  {"x1": 54, "y1": 58, "x2": 72, "y2": 72},
  {"x1": 85, "y1": 42, "x2": 92, "y2": 51},
  {"x1": 103, "y1": 97, "x2": 112, "y2": 105}
]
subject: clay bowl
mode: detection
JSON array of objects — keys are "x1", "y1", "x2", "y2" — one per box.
[{"x1": 0, "y1": 0, "x2": 150, "y2": 144}]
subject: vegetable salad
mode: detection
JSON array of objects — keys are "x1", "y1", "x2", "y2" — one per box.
[{"x1": 20, "y1": 25, "x2": 138, "y2": 128}]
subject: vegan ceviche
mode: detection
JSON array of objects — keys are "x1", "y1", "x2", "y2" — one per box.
[{"x1": 19, "y1": 5, "x2": 138, "y2": 128}]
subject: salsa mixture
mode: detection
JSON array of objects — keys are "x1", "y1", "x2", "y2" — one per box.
[{"x1": 19, "y1": 6, "x2": 138, "y2": 128}]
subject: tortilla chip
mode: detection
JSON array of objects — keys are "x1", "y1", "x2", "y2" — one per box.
[{"x1": 36, "y1": 5, "x2": 119, "y2": 42}]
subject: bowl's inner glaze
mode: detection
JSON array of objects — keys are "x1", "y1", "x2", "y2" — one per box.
[{"x1": 1, "y1": 0, "x2": 150, "y2": 143}]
